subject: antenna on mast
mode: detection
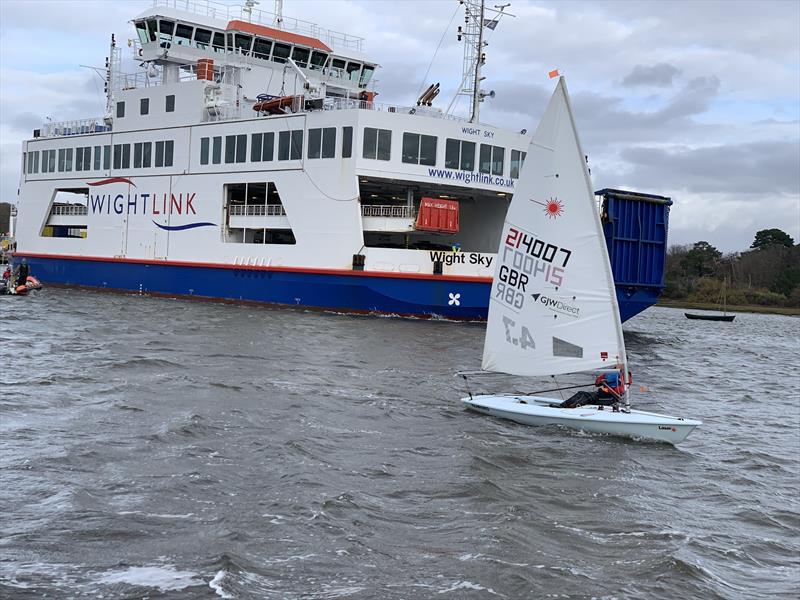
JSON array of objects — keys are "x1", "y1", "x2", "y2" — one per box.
[{"x1": 452, "y1": 0, "x2": 514, "y2": 123}]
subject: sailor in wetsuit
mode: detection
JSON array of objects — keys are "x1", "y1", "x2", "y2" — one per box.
[{"x1": 557, "y1": 369, "x2": 630, "y2": 410}]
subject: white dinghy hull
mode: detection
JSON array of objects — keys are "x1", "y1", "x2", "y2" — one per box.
[{"x1": 462, "y1": 395, "x2": 701, "y2": 444}]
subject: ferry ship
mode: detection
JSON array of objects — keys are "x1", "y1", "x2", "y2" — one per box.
[{"x1": 13, "y1": 0, "x2": 672, "y2": 321}]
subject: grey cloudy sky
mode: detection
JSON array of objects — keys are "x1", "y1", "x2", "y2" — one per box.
[{"x1": 1, "y1": 0, "x2": 798, "y2": 251}]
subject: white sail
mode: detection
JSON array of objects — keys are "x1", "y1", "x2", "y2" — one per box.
[{"x1": 482, "y1": 77, "x2": 627, "y2": 377}]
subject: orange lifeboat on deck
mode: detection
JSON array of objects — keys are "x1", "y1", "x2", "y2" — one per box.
[{"x1": 253, "y1": 95, "x2": 304, "y2": 115}]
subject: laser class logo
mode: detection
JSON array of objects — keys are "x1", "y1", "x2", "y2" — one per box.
[
  {"x1": 530, "y1": 196, "x2": 565, "y2": 219},
  {"x1": 85, "y1": 178, "x2": 216, "y2": 231}
]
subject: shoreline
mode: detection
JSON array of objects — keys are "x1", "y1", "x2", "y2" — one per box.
[{"x1": 657, "y1": 300, "x2": 800, "y2": 317}]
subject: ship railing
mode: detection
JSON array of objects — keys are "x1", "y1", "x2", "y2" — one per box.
[
  {"x1": 229, "y1": 204, "x2": 287, "y2": 216},
  {"x1": 40, "y1": 118, "x2": 111, "y2": 138},
  {"x1": 50, "y1": 204, "x2": 89, "y2": 216},
  {"x1": 151, "y1": 0, "x2": 365, "y2": 51},
  {"x1": 361, "y1": 205, "x2": 416, "y2": 218},
  {"x1": 321, "y1": 97, "x2": 471, "y2": 123}
]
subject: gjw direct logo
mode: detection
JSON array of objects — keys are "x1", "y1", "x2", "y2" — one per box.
[{"x1": 531, "y1": 292, "x2": 580, "y2": 317}]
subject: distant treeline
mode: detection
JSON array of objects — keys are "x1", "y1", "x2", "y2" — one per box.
[{"x1": 664, "y1": 228, "x2": 799, "y2": 308}]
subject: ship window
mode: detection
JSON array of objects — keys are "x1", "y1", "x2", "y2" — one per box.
[
  {"x1": 445, "y1": 139, "x2": 475, "y2": 171},
  {"x1": 308, "y1": 129, "x2": 321, "y2": 159},
  {"x1": 75, "y1": 146, "x2": 91, "y2": 171},
  {"x1": 159, "y1": 20, "x2": 174, "y2": 45},
  {"x1": 194, "y1": 27, "x2": 212, "y2": 49},
  {"x1": 359, "y1": 65, "x2": 375, "y2": 87},
  {"x1": 479, "y1": 144, "x2": 491, "y2": 173},
  {"x1": 134, "y1": 143, "x2": 143, "y2": 168},
  {"x1": 250, "y1": 132, "x2": 275, "y2": 162},
  {"x1": 225, "y1": 135, "x2": 236, "y2": 163},
  {"x1": 309, "y1": 51, "x2": 327, "y2": 70},
  {"x1": 113, "y1": 144, "x2": 122, "y2": 169},
  {"x1": 331, "y1": 58, "x2": 346, "y2": 70},
  {"x1": 140, "y1": 98, "x2": 149, "y2": 115},
  {"x1": 57, "y1": 148, "x2": 66, "y2": 172},
  {"x1": 253, "y1": 37, "x2": 272, "y2": 60},
  {"x1": 65, "y1": 148, "x2": 73, "y2": 172},
  {"x1": 175, "y1": 23, "x2": 193, "y2": 46},
  {"x1": 278, "y1": 132, "x2": 288, "y2": 160},
  {"x1": 144, "y1": 142, "x2": 152, "y2": 168},
  {"x1": 116, "y1": 101, "x2": 125, "y2": 118},
  {"x1": 146, "y1": 20, "x2": 157, "y2": 43},
  {"x1": 75, "y1": 147, "x2": 84, "y2": 171},
  {"x1": 307, "y1": 127, "x2": 335, "y2": 159},
  {"x1": 166, "y1": 94, "x2": 175, "y2": 112},
  {"x1": 291, "y1": 47, "x2": 310, "y2": 68},
  {"x1": 122, "y1": 144, "x2": 130, "y2": 169},
  {"x1": 363, "y1": 127, "x2": 391, "y2": 161},
  {"x1": 262, "y1": 132, "x2": 274, "y2": 161},
  {"x1": 226, "y1": 33, "x2": 234, "y2": 52},
  {"x1": 155, "y1": 141, "x2": 163, "y2": 166},
  {"x1": 212, "y1": 136, "x2": 222, "y2": 164},
  {"x1": 234, "y1": 34, "x2": 252, "y2": 55},
  {"x1": 26, "y1": 151, "x2": 35, "y2": 174},
  {"x1": 135, "y1": 21, "x2": 148, "y2": 45},
  {"x1": 510, "y1": 149, "x2": 527, "y2": 179},
  {"x1": 49, "y1": 149, "x2": 57, "y2": 172},
  {"x1": 402, "y1": 132, "x2": 436, "y2": 166},
  {"x1": 103, "y1": 145, "x2": 110, "y2": 170},
  {"x1": 200, "y1": 137, "x2": 209, "y2": 164},
  {"x1": 41, "y1": 150, "x2": 49, "y2": 173},
  {"x1": 164, "y1": 140, "x2": 174, "y2": 167},
  {"x1": 272, "y1": 42, "x2": 291, "y2": 63},
  {"x1": 251, "y1": 133, "x2": 262, "y2": 161},
  {"x1": 93, "y1": 146, "x2": 101, "y2": 170},
  {"x1": 342, "y1": 126, "x2": 353, "y2": 158},
  {"x1": 213, "y1": 32, "x2": 226, "y2": 54},
  {"x1": 479, "y1": 144, "x2": 504, "y2": 175},
  {"x1": 236, "y1": 134, "x2": 247, "y2": 163},
  {"x1": 346, "y1": 62, "x2": 361, "y2": 82},
  {"x1": 34, "y1": 151, "x2": 40, "y2": 173}
]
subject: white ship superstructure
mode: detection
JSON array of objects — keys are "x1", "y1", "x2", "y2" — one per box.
[{"x1": 14, "y1": 0, "x2": 671, "y2": 320}]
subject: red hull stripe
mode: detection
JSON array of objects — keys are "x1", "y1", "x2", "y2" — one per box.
[{"x1": 15, "y1": 252, "x2": 493, "y2": 284}]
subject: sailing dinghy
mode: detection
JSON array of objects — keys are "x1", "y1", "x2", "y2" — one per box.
[{"x1": 461, "y1": 77, "x2": 700, "y2": 444}]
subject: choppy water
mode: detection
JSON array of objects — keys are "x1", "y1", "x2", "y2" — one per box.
[{"x1": 1, "y1": 289, "x2": 798, "y2": 599}]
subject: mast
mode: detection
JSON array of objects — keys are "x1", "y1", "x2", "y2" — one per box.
[
  {"x1": 273, "y1": 0, "x2": 284, "y2": 28},
  {"x1": 453, "y1": 1, "x2": 513, "y2": 123}
]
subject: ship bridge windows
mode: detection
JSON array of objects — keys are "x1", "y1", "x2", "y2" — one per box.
[
  {"x1": 329, "y1": 57, "x2": 346, "y2": 78},
  {"x1": 402, "y1": 132, "x2": 437, "y2": 166},
  {"x1": 174, "y1": 23, "x2": 193, "y2": 46},
  {"x1": 308, "y1": 127, "x2": 336, "y2": 159},
  {"x1": 158, "y1": 19, "x2": 174, "y2": 45},
  {"x1": 291, "y1": 47, "x2": 310, "y2": 68},
  {"x1": 250, "y1": 132, "x2": 275, "y2": 162},
  {"x1": 193, "y1": 27, "x2": 212, "y2": 50},
  {"x1": 510, "y1": 149, "x2": 527, "y2": 179},
  {"x1": 342, "y1": 126, "x2": 353, "y2": 158},
  {"x1": 363, "y1": 127, "x2": 391, "y2": 161},
  {"x1": 213, "y1": 32, "x2": 226, "y2": 54},
  {"x1": 116, "y1": 101, "x2": 125, "y2": 118},
  {"x1": 234, "y1": 33, "x2": 253, "y2": 56},
  {"x1": 253, "y1": 37, "x2": 272, "y2": 60},
  {"x1": 346, "y1": 61, "x2": 362, "y2": 83},
  {"x1": 309, "y1": 51, "x2": 328, "y2": 71},
  {"x1": 225, "y1": 134, "x2": 247, "y2": 164},
  {"x1": 135, "y1": 21, "x2": 148, "y2": 45},
  {"x1": 57, "y1": 148, "x2": 73, "y2": 172},
  {"x1": 272, "y1": 42, "x2": 291, "y2": 63},
  {"x1": 75, "y1": 146, "x2": 91, "y2": 171},
  {"x1": 359, "y1": 65, "x2": 375, "y2": 88},
  {"x1": 146, "y1": 20, "x2": 157, "y2": 43},
  {"x1": 41, "y1": 149, "x2": 56, "y2": 173},
  {"x1": 479, "y1": 143, "x2": 504, "y2": 176}
]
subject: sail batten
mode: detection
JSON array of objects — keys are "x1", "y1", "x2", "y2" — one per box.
[{"x1": 481, "y1": 77, "x2": 627, "y2": 378}]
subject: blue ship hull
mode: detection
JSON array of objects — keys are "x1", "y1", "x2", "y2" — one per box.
[{"x1": 18, "y1": 254, "x2": 658, "y2": 322}]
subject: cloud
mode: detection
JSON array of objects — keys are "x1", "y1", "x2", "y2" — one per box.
[{"x1": 622, "y1": 63, "x2": 681, "y2": 88}]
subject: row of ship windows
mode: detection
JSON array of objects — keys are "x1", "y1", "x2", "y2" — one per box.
[
  {"x1": 199, "y1": 126, "x2": 527, "y2": 178},
  {"x1": 25, "y1": 141, "x2": 175, "y2": 174},
  {"x1": 25, "y1": 130, "x2": 527, "y2": 178},
  {"x1": 199, "y1": 127, "x2": 353, "y2": 165},
  {"x1": 116, "y1": 95, "x2": 175, "y2": 118}
]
